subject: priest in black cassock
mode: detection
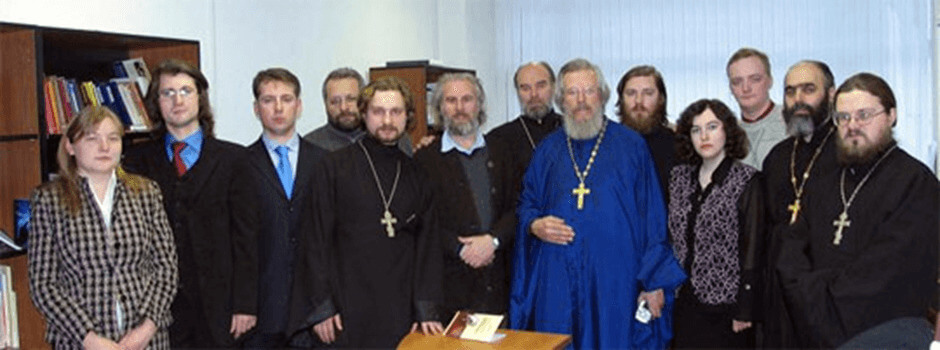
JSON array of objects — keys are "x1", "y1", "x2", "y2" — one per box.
[
  {"x1": 615, "y1": 65, "x2": 676, "y2": 200},
  {"x1": 777, "y1": 72, "x2": 938, "y2": 348},
  {"x1": 760, "y1": 60, "x2": 838, "y2": 348},
  {"x1": 487, "y1": 61, "x2": 562, "y2": 169},
  {"x1": 289, "y1": 76, "x2": 443, "y2": 348}
]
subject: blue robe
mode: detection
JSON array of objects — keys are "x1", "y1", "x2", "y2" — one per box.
[{"x1": 510, "y1": 121, "x2": 686, "y2": 349}]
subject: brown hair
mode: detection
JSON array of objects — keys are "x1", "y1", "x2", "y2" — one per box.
[
  {"x1": 835, "y1": 72, "x2": 897, "y2": 123},
  {"x1": 615, "y1": 65, "x2": 668, "y2": 124},
  {"x1": 358, "y1": 76, "x2": 416, "y2": 130},
  {"x1": 144, "y1": 59, "x2": 215, "y2": 137},
  {"x1": 252, "y1": 67, "x2": 301, "y2": 99},
  {"x1": 727, "y1": 47, "x2": 772, "y2": 79},
  {"x1": 675, "y1": 99, "x2": 750, "y2": 165},
  {"x1": 55, "y1": 106, "x2": 145, "y2": 215}
]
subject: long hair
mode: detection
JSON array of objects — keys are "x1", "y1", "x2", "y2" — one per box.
[
  {"x1": 675, "y1": 99, "x2": 750, "y2": 165},
  {"x1": 144, "y1": 59, "x2": 215, "y2": 137},
  {"x1": 429, "y1": 73, "x2": 487, "y2": 127},
  {"x1": 615, "y1": 65, "x2": 668, "y2": 125},
  {"x1": 55, "y1": 106, "x2": 145, "y2": 215},
  {"x1": 554, "y1": 58, "x2": 611, "y2": 111}
]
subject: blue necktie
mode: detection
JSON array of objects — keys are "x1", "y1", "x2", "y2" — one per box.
[{"x1": 275, "y1": 146, "x2": 293, "y2": 199}]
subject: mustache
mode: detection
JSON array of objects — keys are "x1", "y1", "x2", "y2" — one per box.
[
  {"x1": 789, "y1": 102, "x2": 815, "y2": 115},
  {"x1": 574, "y1": 103, "x2": 593, "y2": 113}
]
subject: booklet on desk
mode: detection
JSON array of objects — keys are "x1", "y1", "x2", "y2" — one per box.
[{"x1": 443, "y1": 311, "x2": 507, "y2": 343}]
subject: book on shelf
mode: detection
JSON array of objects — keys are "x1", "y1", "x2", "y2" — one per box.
[
  {"x1": 0, "y1": 265, "x2": 19, "y2": 348},
  {"x1": 113, "y1": 57, "x2": 152, "y2": 96},
  {"x1": 42, "y1": 74, "x2": 152, "y2": 134}
]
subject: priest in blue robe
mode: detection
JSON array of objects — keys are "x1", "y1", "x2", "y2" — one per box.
[{"x1": 509, "y1": 58, "x2": 686, "y2": 349}]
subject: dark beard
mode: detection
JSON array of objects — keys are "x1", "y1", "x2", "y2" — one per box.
[
  {"x1": 328, "y1": 112, "x2": 362, "y2": 132},
  {"x1": 784, "y1": 101, "x2": 830, "y2": 138},
  {"x1": 619, "y1": 103, "x2": 665, "y2": 135},
  {"x1": 837, "y1": 127, "x2": 893, "y2": 166}
]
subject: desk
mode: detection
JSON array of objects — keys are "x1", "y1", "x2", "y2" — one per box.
[{"x1": 398, "y1": 329, "x2": 571, "y2": 350}]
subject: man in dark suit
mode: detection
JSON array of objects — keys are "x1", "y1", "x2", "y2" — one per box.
[
  {"x1": 244, "y1": 68, "x2": 326, "y2": 347},
  {"x1": 414, "y1": 73, "x2": 519, "y2": 320},
  {"x1": 124, "y1": 59, "x2": 259, "y2": 347}
]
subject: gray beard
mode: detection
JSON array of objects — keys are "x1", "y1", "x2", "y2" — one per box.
[
  {"x1": 563, "y1": 110, "x2": 605, "y2": 140},
  {"x1": 444, "y1": 115, "x2": 480, "y2": 137},
  {"x1": 523, "y1": 102, "x2": 551, "y2": 120},
  {"x1": 787, "y1": 115, "x2": 815, "y2": 139}
]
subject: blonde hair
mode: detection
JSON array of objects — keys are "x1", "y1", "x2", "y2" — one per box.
[{"x1": 55, "y1": 106, "x2": 145, "y2": 215}]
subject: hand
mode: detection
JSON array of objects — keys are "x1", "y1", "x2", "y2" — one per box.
[
  {"x1": 530, "y1": 216, "x2": 574, "y2": 245},
  {"x1": 118, "y1": 319, "x2": 157, "y2": 350},
  {"x1": 83, "y1": 331, "x2": 121, "y2": 350},
  {"x1": 414, "y1": 135, "x2": 437, "y2": 151},
  {"x1": 458, "y1": 234, "x2": 496, "y2": 268},
  {"x1": 410, "y1": 321, "x2": 444, "y2": 335},
  {"x1": 229, "y1": 313, "x2": 256, "y2": 339},
  {"x1": 638, "y1": 289, "x2": 665, "y2": 319},
  {"x1": 313, "y1": 313, "x2": 343, "y2": 344},
  {"x1": 732, "y1": 320, "x2": 752, "y2": 333}
]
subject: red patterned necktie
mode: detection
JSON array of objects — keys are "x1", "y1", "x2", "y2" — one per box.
[{"x1": 173, "y1": 142, "x2": 187, "y2": 176}]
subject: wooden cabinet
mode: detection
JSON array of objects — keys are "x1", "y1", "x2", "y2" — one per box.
[
  {"x1": 369, "y1": 62, "x2": 474, "y2": 145},
  {"x1": 0, "y1": 22, "x2": 199, "y2": 349}
]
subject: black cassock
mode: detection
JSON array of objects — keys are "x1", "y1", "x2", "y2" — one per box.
[
  {"x1": 289, "y1": 137, "x2": 442, "y2": 348},
  {"x1": 777, "y1": 143, "x2": 938, "y2": 348}
]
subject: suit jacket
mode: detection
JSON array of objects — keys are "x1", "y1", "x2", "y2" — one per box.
[
  {"x1": 413, "y1": 135, "x2": 521, "y2": 318},
  {"x1": 28, "y1": 176, "x2": 178, "y2": 349},
  {"x1": 247, "y1": 137, "x2": 325, "y2": 336},
  {"x1": 124, "y1": 136, "x2": 259, "y2": 346}
]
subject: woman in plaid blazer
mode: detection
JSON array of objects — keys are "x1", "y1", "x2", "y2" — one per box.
[{"x1": 28, "y1": 106, "x2": 178, "y2": 349}]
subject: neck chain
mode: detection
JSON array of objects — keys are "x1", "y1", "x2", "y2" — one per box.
[
  {"x1": 519, "y1": 117, "x2": 537, "y2": 150},
  {"x1": 565, "y1": 119, "x2": 607, "y2": 210},
  {"x1": 832, "y1": 144, "x2": 897, "y2": 245},
  {"x1": 357, "y1": 140, "x2": 402, "y2": 238},
  {"x1": 787, "y1": 127, "x2": 835, "y2": 224}
]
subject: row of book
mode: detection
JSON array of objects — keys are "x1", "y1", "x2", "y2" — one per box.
[
  {"x1": 0, "y1": 264, "x2": 18, "y2": 349},
  {"x1": 42, "y1": 57, "x2": 154, "y2": 135},
  {"x1": 43, "y1": 76, "x2": 152, "y2": 134}
]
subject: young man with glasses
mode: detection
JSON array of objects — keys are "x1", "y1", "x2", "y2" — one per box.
[
  {"x1": 124, "y1": 59, "x2": 260, "y2": 348},
  {"x1": 777, "y1": 72, "x2": 938, "y2": 348}
]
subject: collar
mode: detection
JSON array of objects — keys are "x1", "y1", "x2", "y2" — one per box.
[
  {"x1": 441, "y1": 130, "x2": 486, "y2": 155},
  {"x1": 165, "y1": 128, "x2": 204, "y2": 153},
  {"x1": 261, "y1": 133, "x2": 300, "y2": 153},
  {"x1": 523, "y1": 109, "x2": 562, "y2": 126},
  {"x1": 743, "y1": 101, "x2": 776, "y2": 124},
  {"x1": 326, "y1": 123, "x2": 366, "y2": 141}
]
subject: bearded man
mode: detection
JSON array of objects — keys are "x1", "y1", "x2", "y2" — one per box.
[
  {"x1": 414, "y1": 73, "x2": 519, "y2": 322},
  {"x1": 509, "y1": 58, "x2": 685, "y2": 349},
  {"x1": 760, "y1": 60, "x2": 839, "y2": 348},
  {"x1": 777, "y1": 72, "x2": 938, "y2": 348},
  {"x1": 615, "y1": 65, "x2": 675, "y2": 199}
]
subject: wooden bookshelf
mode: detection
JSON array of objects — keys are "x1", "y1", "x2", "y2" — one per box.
[
  {"x1": 369, "y1": 62, "x2": 475, "y2": 145},
  {"x1": 0, "y1": 21, "x2": 199, "y2": 349}
]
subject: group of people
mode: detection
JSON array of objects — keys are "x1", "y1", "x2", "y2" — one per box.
[{"x1": 26, "y1": 46, "x2": 937, "y2": 350}]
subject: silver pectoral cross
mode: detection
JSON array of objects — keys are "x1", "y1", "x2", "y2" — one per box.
[
  {"x1": 380, "y1": 209, "x2": 397, "y2": 238},
  {"x1": 832, "y1": 211, "x2": 850, "y2": 245}
]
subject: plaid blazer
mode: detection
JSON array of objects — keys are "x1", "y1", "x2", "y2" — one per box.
[{"x1": 28, "y1": 176, "x2": 178, "y2": 349}]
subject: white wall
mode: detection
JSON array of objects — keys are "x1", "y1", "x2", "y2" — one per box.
[{"x1": 0, "y1": 0, "x2": 501, "y2": 145}]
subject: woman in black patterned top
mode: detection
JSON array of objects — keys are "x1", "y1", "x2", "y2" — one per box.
[
  {"x1": 28, "y1": 106, "x2": 178, "y2": 349},
  {"x1": 668, "y1": 99, "x2": 765, "y2": 348}
]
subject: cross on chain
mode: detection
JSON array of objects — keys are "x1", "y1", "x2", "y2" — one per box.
[
  {"x1": 572, "y1": 182, "x2": 591, "y2": 210},
  {"x1": 381, "y1": 209, "x2": 397, "y2": 238},
  {"x1": 832, "y1": 211, "x2": 850, "y2": 245},
  {"x1": 787, "y1": 199, "x2": 801, "y2": 224}
]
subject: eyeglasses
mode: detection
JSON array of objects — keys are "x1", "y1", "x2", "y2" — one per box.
[
  {"x1": 832, "y1": 108, "x2": 886, "y2": 127},
  {"x1": 158, "y1": 87, "x2": 197, "y2": 99},
  {"x1": 563, "y1": 87, "x2": 599, "y2": 98}
]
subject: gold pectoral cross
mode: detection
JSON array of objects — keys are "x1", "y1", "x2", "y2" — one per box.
[
  {"x1": 787, "y1": 199, "x2": 801, "y2": 225},
  {"x1": 832, "y1": 211, "x2": 850, "y2": 245},
  {"x1": 380, "y1": 209, "x2": 397, "y2": 238},
  {"x1": 572, "y1": 182, "x2": 591, "y2": 210}
]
